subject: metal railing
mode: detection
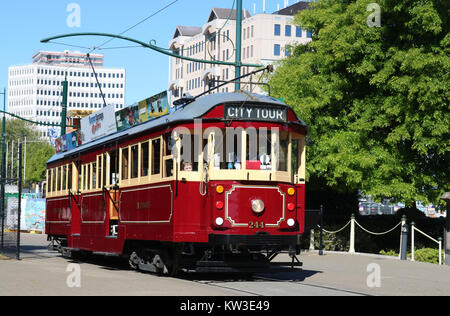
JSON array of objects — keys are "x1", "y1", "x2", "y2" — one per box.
[{"x1": 411, "y1": 221, "x2": 443, "y2": 265}]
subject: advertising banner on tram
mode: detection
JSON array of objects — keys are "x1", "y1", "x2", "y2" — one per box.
[
  {"x1": 138, "y1": 91, "x2": 169, "y2": 122},
  {"x1": 55, "y1": 130, "x2": 83, "y2": 154},
  {"x1": 116, "y1": 91, "x2": 170, "y2": 131},
  {"x1": 116, "y1": 103, "x2": 140, "y2": 131},
  {"x1": 80, "y1": 104, "x2": 117, "y2": 144}
]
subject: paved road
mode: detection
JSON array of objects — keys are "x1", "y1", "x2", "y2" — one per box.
[{"x1": 1, "y1": 234, "x2": 450, "y2": 296}]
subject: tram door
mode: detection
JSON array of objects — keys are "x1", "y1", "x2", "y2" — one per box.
[
  {"x1": 70, "y1": 161, "x2": 82, "y2": 236},
  {"x1": 105, "y1": 150, "x2": 119, "y2": 236},
  {"x1": 291, "y1": 136, "x2": 306, "y2": 230}
]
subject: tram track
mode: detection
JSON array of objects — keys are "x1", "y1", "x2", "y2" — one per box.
[{"x1": 184, "y1": 272, "x2": 372, "y2": 296}]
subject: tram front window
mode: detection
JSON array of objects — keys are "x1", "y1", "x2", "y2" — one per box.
[
  {"x1": 204, "y1": 128, "x2": 300, "y2": 182},
  {"x1": 246, "y1": 128, "x2": 272, "y2": 171},
  {"x1": 213, "y1": 128, "x2": 243, "y2": 170}
]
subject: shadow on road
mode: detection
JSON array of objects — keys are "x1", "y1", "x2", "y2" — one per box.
[{"x1": 178, "y1": 268, "x2": 322, "y2": 283}]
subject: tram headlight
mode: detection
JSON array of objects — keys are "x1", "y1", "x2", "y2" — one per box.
[
  {"x1": 251, "y1": 199, "x2": 265, "y2": 214},
  {"x1": 215, "y1": 217, "x2": 224, "y2": 226},
  {"x1": 287, "y1": 188, "x2": 295, "y2": 196},
  {"x1": 287, "y1": 218, "x2": 295, "y2": 227}
]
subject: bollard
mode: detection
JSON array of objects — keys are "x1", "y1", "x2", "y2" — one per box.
[
  {"x1": 411, "y1": 222, "x2": 415, "y2": 262},
  {"x1": 400, "y1": 220, "x2": 409, "y2": 261},
  {"x1": 309, "y1": 229, "x2": 315, "y2": 251},
  {"x1": 319, "y1": 205, "x2": 323, "y2": 256},
  {"x1": 349, "y1": 214, "x2": 355, "y2": 254}
]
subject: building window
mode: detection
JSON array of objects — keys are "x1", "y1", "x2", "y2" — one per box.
[
  {"x1": 274, "y1": 44, "x2": 281, "y2": 56},
  {"x1": 307, "y1": 30, "x2": 312, "y2": 38},
  {"x1": 285, "y1": 25, "x2": 291, "y2": 37},
  {"x1": 296, "y1": 26, "x2": 302, "y2": 37},
  {"x1": 274, "y1": 24, "x2": 281, "y2": 36},
  {"x1": 285, "y1": 45, "x2": 291, "y2": 57}
]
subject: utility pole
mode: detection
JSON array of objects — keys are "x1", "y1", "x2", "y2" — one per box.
[
  {"x1": 235, "y1": 0, "x2": 243, "y2": 92},
  {"x1": 0, "y1": 88, "x2": 6, "y2": 247},
  {"x1": 61, "y1": 77, "x2": 68, "y2": 136}
]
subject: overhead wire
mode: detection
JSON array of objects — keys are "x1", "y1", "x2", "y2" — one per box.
[
  {"x1": 90, "y1": 0, "x2": 180, "y2": 53},
  {"x1": 42, "y1": 0, "x2": 182, "y2": 132}
]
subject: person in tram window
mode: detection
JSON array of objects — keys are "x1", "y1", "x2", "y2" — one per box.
[{"x1": 183, "y1": 162, "x2": 193, "y2": 172}]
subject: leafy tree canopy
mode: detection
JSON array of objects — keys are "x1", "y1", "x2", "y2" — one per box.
[
  {"x1": 269, "y1": 0, "x2": 449, "y2": 206},
  {"x1": 0, "y1": 119, "x2": 55, "y2": 187}
]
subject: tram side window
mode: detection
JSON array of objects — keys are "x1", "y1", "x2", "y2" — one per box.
[
  {"x1": 141, "y1": 142, "x2": 149, "y2": 177},
  {"x1": 52, "y1": 168, "x2": 56, "y2": 192},
  {"x1": 92, "y1": 162, "x2": 97, "y2": 189},
  {"x1": 291, "y1": 135, "x2": 305, "y2": 183},
  {"x1": 109, "y1": 151, "x2": 119, "y2": 185},
  {"x1": 291, "y1": 138, "x2": 299, "y2": 178},
  {"x1": 87, "y1": 164, "x2": 91, "y2": 191},
  {"x1": 131, "y1": 145, "x2": 139, "y2": 179},
  {"x1": 68, "y1": 164, "x2": 72, "y2": 191},
  {"x1": 101, "y1": 154, "x2": 107, "y2": 188},
  {"x1": 47, "y1": 170, "x2": 52, "y2": 194},
  {"x1": 180, "y1": 134, "x2": 199, "y2": 172},
  {"x1": 151, "y1": 138, "x2": 161, "y2": 175},
  {"x1": 122, "y1": 148, "x2": 129, "y2": 180},
  {"x1": 82, "y1": 165, "x2": 87, "y2": 191},
  {"x1": 62, "y1": 165, "x2": 67, "y2": 191},
  {"x1": 97, "y1": 156, "x2": 103, "y2": 189},
  {"x1": 277, "y1": 131, "x2": 289, "y2": 172},
  {"x1": 163, "y1": 134, "x2": 174, "y2": 178}
]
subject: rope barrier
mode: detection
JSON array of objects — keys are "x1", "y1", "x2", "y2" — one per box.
[
  {"x1": 317, "y1": 220, "x2": 351, "y2": 234},
  {"x1": 354, "y1": 221, "x2": 402, "y2": 236}
]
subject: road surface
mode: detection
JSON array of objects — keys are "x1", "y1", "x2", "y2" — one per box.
[{"x1": 1, "y1": 233, "x2": 450, "y2": 296}]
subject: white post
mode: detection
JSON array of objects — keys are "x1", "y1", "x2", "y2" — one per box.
[
  {"x1": 411, "y1": 222, "x2": 415, "y2": 261},
  {"x1": 349, "y1": 214, "x2": 355, "y2": 254},
  {"x1": 309, "y1": 229, "x2": 315, "y2": 251},
  {"x1": 439, "y1": 238, "x2": 442, "y2": 265}
]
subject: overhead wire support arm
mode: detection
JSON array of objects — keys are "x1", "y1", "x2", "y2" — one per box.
[
  {"x1": 40, "y1": 32, "x2": 263, "y2": 69},
  {"x1": 0, "y1": 110, "x2": 74, "y2": 128}
]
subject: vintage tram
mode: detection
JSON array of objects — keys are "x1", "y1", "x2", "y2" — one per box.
[{"x1": 45, "y1": 91, "x2": 307, "y2": 275}]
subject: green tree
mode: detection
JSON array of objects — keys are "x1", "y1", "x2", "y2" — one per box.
[
  {"x1": 269, "y1": 0, "x2": 449, "y2": 207},
  {"x1": 1, "y1": 119, "x2": 55, "y2": 188}
]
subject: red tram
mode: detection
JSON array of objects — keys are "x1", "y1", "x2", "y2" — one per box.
[{"x1": 46, "y1": 91, "x2": 307, "y2": 275}]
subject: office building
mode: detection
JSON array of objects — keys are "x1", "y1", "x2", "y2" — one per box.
[
  {"x1": 168, "y1": 2, "x2": 312, "y2": 101},
  {"x1": 8, "y1": 50, "x2": 126, "y2": 138}
]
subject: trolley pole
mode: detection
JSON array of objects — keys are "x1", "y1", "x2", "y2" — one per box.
[
  {"x1": 0, "y1": 88, "x2": 6, "y2": 248},
  {"x1": 235, "y1": 0, "x2": 243, "y2": 92}
]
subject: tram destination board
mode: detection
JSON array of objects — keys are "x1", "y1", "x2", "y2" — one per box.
[{"x1": 224, "y1": 104, "x2": 288, "y2": 122}]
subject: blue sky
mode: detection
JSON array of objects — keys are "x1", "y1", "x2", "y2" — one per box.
[{"x1": 0, "y1": 0, "x2": 294, "y2": 108}]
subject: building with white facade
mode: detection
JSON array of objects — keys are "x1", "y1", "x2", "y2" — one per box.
[
  {"x1": 168, "y1": 2, "x2": 312, "y2": 101},
  {"x1": 8, "y1": 50, "x2": 126, "y2": 138}
]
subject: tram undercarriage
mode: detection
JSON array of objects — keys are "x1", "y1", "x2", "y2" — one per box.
[{"x1": 124, "y1": 234, "x2": 302, "y2": 275}]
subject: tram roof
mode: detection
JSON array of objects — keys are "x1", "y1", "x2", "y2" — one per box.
[{"x1": 48, "y1": 91, "x2": 307, "y2": 165}]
